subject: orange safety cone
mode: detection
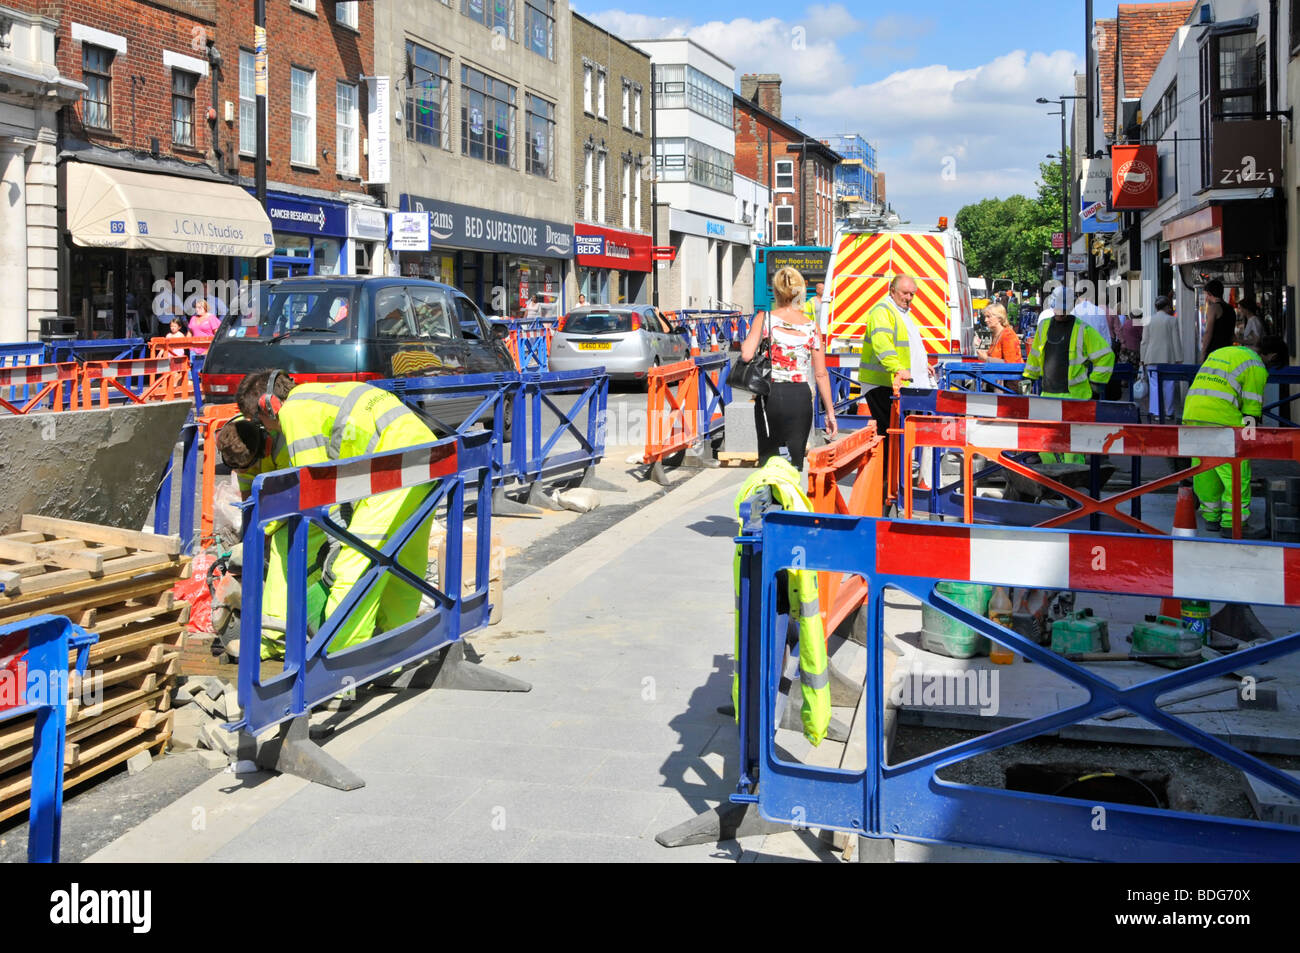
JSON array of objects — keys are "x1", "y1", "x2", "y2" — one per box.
[{"x1": 1161, "y1": 486, "x2": 1199, "y2": 617}]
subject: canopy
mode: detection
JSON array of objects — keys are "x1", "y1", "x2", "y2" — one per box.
[{"x1": 66, "y1": 161, "x2": 274, "y2": 258}]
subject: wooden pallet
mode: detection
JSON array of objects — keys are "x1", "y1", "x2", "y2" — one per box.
[{"x1": 717, "y1": 451, "x2": 760, "y2": 468}]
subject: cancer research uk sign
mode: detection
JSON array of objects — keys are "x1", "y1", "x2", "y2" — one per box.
[{"x1": 399, "y1": 194, "x2": 574, "y2": 258}]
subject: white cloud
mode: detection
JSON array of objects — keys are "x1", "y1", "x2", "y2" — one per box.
[{"x1": 586, "y1": 10, "x2": 693, "y2": 39}]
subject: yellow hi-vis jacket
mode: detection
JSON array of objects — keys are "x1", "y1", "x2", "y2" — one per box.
[
  {"x1": 1183, "y1": 345, "x2": 1268, "y2": 427},
  {"x1": 1023, "y1": 316, "x2": 1115, "y2": 398},
  {"x1": 278, "y1": 381, "x2": 436, "y2": 467},
  {"x1": 732, "y1": 457, "x2": 831, "y2": 746},
  {"x1": 858, "y1": 299, "x2": 911, "y2": 389}
]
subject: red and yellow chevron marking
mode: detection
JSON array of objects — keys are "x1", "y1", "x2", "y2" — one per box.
[{"x1": 828, "y1": 232, "x2": 955, "y2": 353}]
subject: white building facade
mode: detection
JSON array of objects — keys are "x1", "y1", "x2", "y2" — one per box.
[
  {"x1": 0, "y1": 7, "x2": 83, "y2": 340},
  {"x1": 636, "y1": 37, "x2": 751, "y2": 310}
]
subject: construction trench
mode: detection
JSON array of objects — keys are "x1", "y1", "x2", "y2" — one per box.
[{"x1": 2, "y1": 385, "x2": 1300, "y2": 862}]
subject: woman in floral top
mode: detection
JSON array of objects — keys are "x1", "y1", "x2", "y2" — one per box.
[{"x1": 739, "y1": 266, "x2": 838, "y2": 468}]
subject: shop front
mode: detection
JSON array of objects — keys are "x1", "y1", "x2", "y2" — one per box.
[
  {"x1": 397, "y1": 194, "x2": 574, "y2": 318},
  {"x1": 664, "y1": 208, "x2": 752, "y2": 311},
  {"x1": 259, "y1": 192, "x2": 351, "y2": 279},
  {"x1": 62, "y1": 158, "x2": 274, "y2": 337},
  {"x1": 347, "y1": 204, "x2": 389, "y2": 276},
  {"x1": 1162, "y1": 199, "x2": 1287, "y2": 353},
  {"x1": 574, "y1": 224, "x2": 652, "y2": 305}
]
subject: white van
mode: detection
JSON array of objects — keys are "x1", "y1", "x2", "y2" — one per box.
[{"x1": 823, "y1": 221, "x2": 977, "y2": 354}]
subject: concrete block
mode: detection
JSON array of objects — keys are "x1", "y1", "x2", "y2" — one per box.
[
  {"x1": 197, "y1": 749, "x2": 229, "y2": 770},
  {"x1": 1243, "y1": 770, "x2": 1300, "y2": 826},
  {"x1": 724, "y1": 401, "x2": 758, "y2": 454},
  {"x1": 223, "y1": 692, "x2": 243, "y2": 721},
  {"x1": 0, "y1": 400, "x2": 192, "y2": 535},
  {"x1": 554, "y1": 488, "x2": 600, "y2": 513},
  {"x1": 189, "y1": 691, "x2": 223, "y2": 719},
  {"x1": 126, "y1": 751, "x2": 152, "y2": 775}
]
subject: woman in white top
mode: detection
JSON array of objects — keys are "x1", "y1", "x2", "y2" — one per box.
[
  {"x1": 739, "y1": 266, "x2": 838, "y2": 469},
  {"x1": 1237, "y1": 297, "x2": 1266, "y2": 349}
]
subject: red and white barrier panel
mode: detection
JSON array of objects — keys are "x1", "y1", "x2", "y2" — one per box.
[
  {"x1": 0, "y1": 363, "x2": 78, "y2": 386},
  {"x1": 81, "y1": 357, "x2": 183, "y2": 380},
  {"x1": 297, "y1": 441, "x2": 460, "y2": 510},
  {"x1": 876, "y1": 522, "x2": 1300, "y2": 606},
  {"x1": 907, "y1": 416, "x2": 1300, "y2": 460},
  {"x1": 933, "y1": 392, "x2": 1109, "y2": 422},
  {"x1": 823, "y1": 354, "x2": 860, "y2": 370}
]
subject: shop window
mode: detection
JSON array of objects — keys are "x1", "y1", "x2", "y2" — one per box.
[
  {"x1": 408, "y1": 285, "x2": 455, "y2": 338},
  {"x1": 172, "y1": 69, "x2": 198, "y2": 148},
  {"x1": 83, "y1": 44, "x2": 113, "y2": 131},
  {"x1": 463, "y1": 0, "x2": 514, "y2": 40},
  {"x1": 524, "y1": 0, "x2": 554, "y2": 60},
  {"x1": 336, "y1": 82, "x2": 359, "y2": 175},
  {"x1": 291, "y1": 67, "x2": 317, "y2": 165},
  {"x1": 335, "y1": 0, "x2": 358, "y2": 28},
  {"x1": 406, "y1": 41, "x2": 451, "y2": 150},
  {"x1": 461, "y1": 65, "x2": 515, "y2": 167},
  {"x1": 1199, "y1": 28, "x2": 1263, "y2": 188},
  {"x1": 525, "y1": 94, "x2": 555, "y2": 178}
]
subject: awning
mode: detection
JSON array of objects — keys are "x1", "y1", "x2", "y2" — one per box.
[{"x1": 66, "y1": 161, "x2": 274, "y2": 258}]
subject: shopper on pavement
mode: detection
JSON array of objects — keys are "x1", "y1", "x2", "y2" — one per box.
[
  {"x1": 1139, "y1": 295, "x2": 1182, "y2": 420},
  {"x1": 739, "y1": 266, "x2": 837, "y2": 470},
  {"x1": 976, "y1": 304, "x2": 1022, "y2": 363},
  {"x1": 1200, "y1": 279, "x2": 1236, "y2": 361},
  {"x1": 1237, "y1": 297, "x2": 1266, "y2": 349}
]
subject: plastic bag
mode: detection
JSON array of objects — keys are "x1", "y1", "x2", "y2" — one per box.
[{"x1": 174, "y1": 552, "x2": 217, "y2": 634}]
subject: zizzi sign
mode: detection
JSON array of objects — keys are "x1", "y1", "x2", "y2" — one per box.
[
  {"x1": 399, "y1": 194, "x2": 574, "y2": 258},
  {"x1": 1211, "y1": 120, "x2": 1283, "y2": 189}
]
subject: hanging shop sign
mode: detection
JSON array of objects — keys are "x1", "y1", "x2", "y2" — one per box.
[{"x1": 1111, "y1": 144, "x2": 1159, "y2": 209}]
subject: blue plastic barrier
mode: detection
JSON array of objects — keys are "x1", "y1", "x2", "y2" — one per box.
[
  {"x1": 507, "y1": 319, "x2": 550, "y2": 372},
  {"x1": 152, "y1": 414, "x2": 200, "y2": 553},
  {"x1": 512, "y1": 368, "x2": 609, "y2": 496},
  {"x1": 939, "y1": 361, "x2": 1029, "y2": 394},
  {"x1": 235, "y1": 429, "x2": 495, "y2": 736},
  {"x1": 1148, "y1": 363, "x2": 1300, "y2": 427},
  {"x1": 0, "y1": 615, "x2": 96, "y2": 863},
  {"x1": 49, "y1": 338, "x2": 149, "y2": 406},
  {"x1": 376, "y1": 372, "x2": 518, "y2": 491},
  {"x1": 0, "y1": 342, "x2": 47, "y2": 407},
  {"x1": 694, "y1": 354, "x2": 731, "y2": 443},
  {"x1": 737, "y1": 512, "x2": 1300, "y2": 862},
  {"x1": 813, "y1": 365, "x2": 858, "y2": 432}
]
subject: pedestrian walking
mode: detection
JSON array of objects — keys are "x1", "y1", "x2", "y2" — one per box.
[
  {"x1": 1183, "y1": 336, "x2": 1287, "y2": 536},
  {"x1": 1200, "y1": 279, "x2": 1236, "y2": 361},
  {"x1": 1139, "y1": 295, "x2": 1182, "y2": 419},
  {"x1": 976, "y1": 304, "x2": 1023, "y2": 363},
  {"x1": 187, "y1": 299, "x2": 221, "y2": 355},
  {"x1": 738, "y1": 266, "x2": 838, "y2": 470},
  {"x1": 164, "y1": 318, "x2": 187, "y2": 358}
]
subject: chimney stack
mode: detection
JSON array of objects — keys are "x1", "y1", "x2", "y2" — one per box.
[{"x1": 740, "y1": 73, "x2": 782, "y2": 118}]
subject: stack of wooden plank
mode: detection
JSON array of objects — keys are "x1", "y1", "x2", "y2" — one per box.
[{"x1": 0, "y1": 515, "x2": 188, "y2": 823}]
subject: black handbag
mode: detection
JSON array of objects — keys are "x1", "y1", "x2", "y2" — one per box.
[{"x1": 727, "y1": 317, "x2": 771, "y2": 396}]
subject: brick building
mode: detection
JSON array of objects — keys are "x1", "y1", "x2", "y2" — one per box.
[
  {"x1": 733, "y1": 73, "x2": 839, "y2": 247},
  {"x1": 569, "y1": 11, "x2": 650, "y2": 305}
]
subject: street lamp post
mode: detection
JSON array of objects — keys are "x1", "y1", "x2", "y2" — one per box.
[{"x1": 1037, "y1": 94, "x2": 1086, "y2": 288}]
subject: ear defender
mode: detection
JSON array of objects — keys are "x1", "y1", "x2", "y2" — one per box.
[{"x1": 259, "y1": 369, "x2": 283, "y2": 416}]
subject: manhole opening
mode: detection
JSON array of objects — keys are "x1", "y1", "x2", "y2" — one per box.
[{"x1": 1005, "y1": 762, "x2": 1169, "y2": 809}]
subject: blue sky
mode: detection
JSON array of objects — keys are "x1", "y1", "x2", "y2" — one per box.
[{"x1": 577, "y1": 0, "x2": 1139, "y2": 226}]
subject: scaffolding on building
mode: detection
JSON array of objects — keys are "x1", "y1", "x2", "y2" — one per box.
[{"x1": 823, "y1": 134, "x2": 877, "y2": 206}]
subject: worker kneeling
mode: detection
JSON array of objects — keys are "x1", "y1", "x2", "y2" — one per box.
[
  {"x1": 1183, "y1": 336, "x2": 1287, "y2": 536},
  {"x1": 236, "y1": 370, "x2": 439, "y2": 653}
]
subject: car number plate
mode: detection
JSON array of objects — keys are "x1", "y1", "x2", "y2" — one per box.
[{"x1": 578, "y1": 342, "x2": 613, "y2": 351}]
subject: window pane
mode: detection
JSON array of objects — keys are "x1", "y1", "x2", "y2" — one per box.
[
  {"x1": 239, "y1": 50, "x2": 255, "y2": 152},
  {"x1": 1218, "y1": 32, "x2": 1256, "y2": 90},
  {"x1": 83, "y1": 45, "x2": 113, "y2": 130},
  {"x1": 291, "y1": 68, "x2": 315, "y2": 164},
  {"x1": 172, "y1": 71, "x2": 196, "y2": 147},
  {"x1": 336, "y1": 82, "x2": 358, "y2": 175}
]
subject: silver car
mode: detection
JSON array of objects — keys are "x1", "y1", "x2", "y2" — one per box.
[{"x1": 549, "y1": 305, "x2": 690, "y2": 383}]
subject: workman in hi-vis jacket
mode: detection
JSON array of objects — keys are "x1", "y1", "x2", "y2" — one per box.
[
  {"x1": 236, "y1": 371, "x2": 439, "y2": 653},
  {"x1": 1182, "y1": 336, "x2": 1287, "y2": 536},
  {"x1": 216, "y1": 414, "x2": 329, "y2": 659},
  {"x1": 732, "y1": 457, "x2": 831, "y2": 746},
  {"x1": 1022, "y1": 308, "x2": 1115, "y2": 463}
]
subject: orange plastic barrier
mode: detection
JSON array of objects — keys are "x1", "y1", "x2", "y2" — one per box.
[
  {"x1": 642, "y1": 359, "x2": 700, "y2": 466},
  {"x1": 805, "y1": 422, "x2": 886, "y2": 637},
  {"x1": 77, "y1": 356, "x2": 188, "y2": 409},
  {"x1": 0, "y1": 362, "x2": 78, "y2": 415},
  {"x1": 148, "y1": 336, "x2": 210, "y2": 399},
  {"x1": 199, "y1": 402, "x2": 241, "y2": 546}
]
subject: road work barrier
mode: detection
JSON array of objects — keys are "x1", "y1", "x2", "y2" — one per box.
[
  {"x1": 738, "y1": 513, "x2": 1300, "y2": 862},
  {"x1": 0, "y1": 615, "x2": 96, "y2": 863},
  {"x1": 233, "y1": 429, "x2": 528, "y2": 787},
  {"x1": 512, "y1": 368, "x2": 609, "y2": 508},
  {"x1": 814, "y1": 354, "x2": 861, "y2": 432},
  {"x1": 804, "y1": 423, "x2": 886, "y2": 638},
  {"x1": 903, "y1": 415, "x2": 1299, "y2": 538},
  {"x1": 1145, "y1": 363, "x2": 1300, "y2": 426},
  {"x1": 152, "y1": 413, "x2": 200, "y2": 552},
  {"x1": 76, "y1": 356, "x2": 189, "y2": 409},
  {"x1": 0, "y1": 363, "x2": 79, "y2": 415},
  {"x1": 900, "y1": 392, "x2": 1144, "y2": 527},
  {"x1": 504, "y1": 320, "x2": 551, "y2": 372},
  {"x1": 642, "y1": 357, "x2": 730, "y2": 485}
]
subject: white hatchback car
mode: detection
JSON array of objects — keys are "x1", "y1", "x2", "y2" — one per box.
[{"x1": 548, "y1": 305, "x2": 690, "y2": 383}]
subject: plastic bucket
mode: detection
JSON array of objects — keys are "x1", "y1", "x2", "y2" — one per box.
[{"x1": 921, "y1": 582, "x2": 993, "y2": 658}]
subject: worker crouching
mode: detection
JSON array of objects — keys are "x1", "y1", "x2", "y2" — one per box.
[
  {"x1": 235, "y1": 370, "x2": 440, "y2": 653},
  {"x1": 1183, "y1": 336, "x2": 1288, "y2": 536}
]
